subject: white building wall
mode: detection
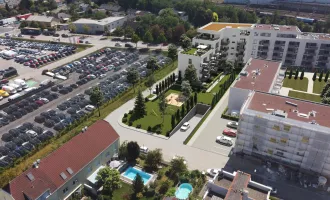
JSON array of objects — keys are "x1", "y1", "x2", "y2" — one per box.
[{"x1": 228, "y1": 87, "x2": 251, "y2": 113}]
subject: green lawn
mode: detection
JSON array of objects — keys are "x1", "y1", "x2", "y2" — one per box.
[
  {"x1": 147, "y1": 94, "x2": 155, "y2": 98},
  {"x1": 283, "y1": 77, "x2": 309, "y2": 92},
  {"x1": 113, "y1": 182, "x2": 132, "y2": 200},
  {"x1": 288, "y1": 90, "x2": 321, "y2": 102},
  {"x1": 183, "y1": 48, "x2": 197, "y2": 55},
  {"x1": 313, "y1": 80, "x2": 326, "y2": 94},
  {"x1": 198, "y1": 75, "x2": 231, "y2": 105}
]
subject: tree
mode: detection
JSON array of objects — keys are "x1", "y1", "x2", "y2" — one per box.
[
  {"x1": 178, "y1": 71, "x2": 182, "y2": 83},
  {"x1": 176, "y1": 109, "x2": 180, "y2": 121},
  {"x1": 145, "y1": 75, "x2": 155, "y2": 95},
  {"x1": 171, "y1": 115, "x2": 175, "y2": 129},
  {"x1": 180, "y1": 34, "x2": 191, "y2": 49},
  {"x1": 119, "y1": 141, "x2": 128, "y2": 160},
  {"x1": 5, "y1": 3, "x2": 10, "y2": 12},
  {"x1": 311, "y1": 73, "x2": 318, "y2": 83},
  {"x1": 319, "y1": 71, "x2": 324, "y2": 82},
  {"x1": 181, "y1": 81, "x2": 192, "y2": 99},
  {"x1": 157, "y1": 32, "x2": 167, "y2": 43},
  {"x1": 127, "y1": 141, "x2": 140, "y2": 161},
  {"x1": 104, "y1": 26, "x2": 109, "y2": 35},
  {"x1": 146, "y1": 57, "x2": 158, "y2": 72},
  {"x1": 172, "y1": 73, "x2": 176, "y2": 83},
  {"x1": 186, "y1": 100, "x2": 190, "y2": 111},
  {"x1": 127, "y1": 68, "x2": 140, "y2": 91},
  {"x1": 224, "y1": 61, "x2": 235, "y2": 74},
  {"x1": 124, "y1": 26, "x2": 134, "y2": 39},
  {"x1": 161, "y1": 80, "x2": 165, "y2": 92},
  {"x1": 325, "y1": 71, "x2": 330, "y2": 82},
  {"x1": 158, "y1": 83, "x2": 162, "y2": 93},
  {"x1": 300, "y1": 70, "x2": 305, "y2": 80},
  {"x1": 211, "y1": 96, "x2": 216, "y2": 109},
  {"x1": 156, "y1": 84, "x2": 159, "y2": 95},
  {"x1": 68, "y1": 23, "x2": 77, "y2": 33},
  {"x1": 170, "y1": 156, "x2": 187, "y2": 178},
  {"x1": 93, "y1": 11, "x2": 107, "y2": 20},
  {"x1": 158, "y1": 93, "x2": 167, "y2": 124},
  {"x1": 212, "y1": 12, "x2": 218, "y2": 22},
  {"x1": 168, "y1": 44, "x2": 178, "y2": 60},
  {"x1": 184, "y1": 64, "x2": 198, "y2": 86},
  {"x1": 164, "y1": 78, "x2": 168, "y2": 89},
  {"x1": 194, "y1": 93, "x2": 198, "y2": 105},
  {"x1": 294, "y1": 69, "x2": 299, "y2": 80},
  {"x1": 145, "y1": 149, "x2": 163, "y2": 171},
  {"x1": 190, "y1": 97, "x2": 194, "y2": 108},
  {"x1": 172, "y1": 24, "x2": 185, "y2": 43},
  {"x1": 132, "y1": 174, "x2": 144, "y2": 195},
  {"x1": 143, "y1": 31, "x2": 153, "y2": 44},
  {"x1": 181, "y1": 105, "x2": 185, "y2": 118},
  {"x1": 82, "y1": 24, "x2": 90, "y2": 34},
  {"x1": 90, "y1": 87, "x2": 104, "y2": 117},
  {"x1": 132, "y1": 34, "x2": 140, "y2": 48},
  {"x1": 19, "y1": 21, "x2": 28, "y2": 28},
  {"x1": 133, "y1": 90, "x2": 146, "y2": 118},
  {"x1": 289, "y1": 69, "x2": 293, "y2": 79},
  {"x1": 96, "y1": 168, "x2": 121, "y2": 198}
]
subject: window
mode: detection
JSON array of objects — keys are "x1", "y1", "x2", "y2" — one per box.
[
  {"x1": 283, "y1": 125, "x2": 291, "y2": 132},
  {"x1": 231, "y1": 47, "x2": 234, "y2": 49},
  {"x1": 232, "y1": 41, "x2": 235, "y2": 43},
  {"x1": 273, "y1": 125, "x2": 280, "y2": 131},
  {"x1": 73, "y1": 179, "x2": 78, "y2": 185},
  {"x1": 188, "y1": 59, "x2": 192, "y2": 64},
  {"x1": 88, "y1": 166, "x2": 93, "y2": 172},
  {"x1": 63, "y1": 187, "x2": 68, "y2": 194},
  {"x1": 260, "y1": 32, "x2": 271, "y2": 37},
  {"x1": 106, "y1": 151, "x2": 110, "y2": 157},
  {"x1": 270, "y1": 138, "x2": 277, "y2": 143}
]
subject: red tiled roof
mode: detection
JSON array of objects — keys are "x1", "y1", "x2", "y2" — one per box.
[
  {"x1": 224, "y1": 171, "x2": 250, "y2": 200},
  {"x1": 234, "y1": 59, "x2": 281, "y2": 92},
  {"x1": 7, "y1": 120, "x2": 119, "y2": 200},
  {"x1": 248, "y1": 92, "x2": 330, "y2": 128}
]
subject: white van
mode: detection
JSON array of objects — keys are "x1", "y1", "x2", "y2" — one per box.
[
  {"x1": 2, "y1": 86, "x2": 17, "y2": 94},
  {"x1": 45, "y1": 71, "x2": 55, "y2": 77},
  {"x1": 216, "y1": 136, "x2": 233, "y2": 146},
  {"x1": 24, "y1": 87, "x2": 37, "y2": 92},
  {"x1": 40, "y1": 79, "x2": 51, "y2": 86},
  {"x1": 14, "y1": 79, "x2": 28, "y2": 89},
  {"x1": 54, "y1": 73, "x2": 67, "y2": 80},
  {"x1": 8, "y1": 93, "x2": 21, "y2": 101},
  {"x1": 8, "y1": 83, "x2": 22, "y2": 92}
]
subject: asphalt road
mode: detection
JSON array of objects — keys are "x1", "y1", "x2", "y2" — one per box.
[{"x1": 169, "y1": 114, "x2": 203, "y2": 143}]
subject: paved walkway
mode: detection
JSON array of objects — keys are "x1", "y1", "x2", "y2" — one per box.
[
  {"x1": 206, "y1": 75, "x2": 224, "y2": 92},
  {"x1": 304, "y1": 72, "x2": 315, "y2": 94}
]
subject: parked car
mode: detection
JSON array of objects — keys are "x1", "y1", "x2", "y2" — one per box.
[
  {"x1": 227, "y1": 121, "x2": 238, "y2": 129},
  {"x1": 115, "y1": 43, "x2": 122, "y2": 47},
  {"x1": 216, "y1": 136, "x2": 233, "y2": 146},
  {"x1": 223, "y1": 129, "x2": 237, "y2": 137},
  {"x1": 180, "y1": 122, "x2": 190, "y2": 131}
]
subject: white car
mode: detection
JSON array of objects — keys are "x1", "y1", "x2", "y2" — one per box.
[
  {"x1": 39, "y1": 98, "x2": 49, "y2": 103},
  {"x1": 180, "y1": 122, "x2": 190, "y2": 131},
  {"x1": 115, "y1": 43, "x2": 122, "y2": 47},
  {"x1": 216, "y1": 136, "x2": 233, "y2": 146},
  {"x1": 207, "y1": 168, "x2": 220, "y2": 177},
  {"x1": 26, "y1": 130, "x2": 38, "y2": 138},
  {"x1": 140, "y1": 146, "x2": 149, "y2": 153},
  {"x1": 99, "y1": 74, "x2": 106, "y2": 79},
  {"x1": 85, "y1": 105, "x2": 95, "y2": 111},
  {"x1": 227, "y1": 121, "x2": 238, "y2": 129}
]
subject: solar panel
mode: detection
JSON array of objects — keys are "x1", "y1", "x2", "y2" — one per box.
[
  {"x1": 60, "y1": 172, "x2": 67, "y2": 180},
  {"x1": 67, "y1": 167, "x2": 74, "y2": 175},
  {"x1": 27, "y1": 172, "x2": 35, "y2": 181}
]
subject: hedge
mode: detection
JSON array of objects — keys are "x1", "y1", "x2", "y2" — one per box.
[{"x1": 221, "y1": 107, "x2": 239, "y2": 122}]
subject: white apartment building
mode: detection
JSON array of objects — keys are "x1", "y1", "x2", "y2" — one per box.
[
  {"x1": 178, "y1": 22, "x2": 330, "y2": 80},
  {"x1": 235, "y1": 91, "x2": 330, "y2": 177}
]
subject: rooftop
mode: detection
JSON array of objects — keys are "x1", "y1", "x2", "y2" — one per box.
[
  {"x1": 26, "y1": 15, "x2": 55, "y2": 23},
  {"x1": 233, "y1": 58, "x2": 281, "y2": 92},
  {"x1": 7, "y1": 120, "x2": 119, "y2": 200},
  {"x1": 247, "y1": 92, "x2": 330, "y2": 129},
  {"x1": 297, "y1": 32, "x2": 330, "y2": 41},
  {"x1": 225, "y1": 172, "x2": 250, "y2": 200},
  {"x1": 205, "y1": 191, "x2": 226, "y2": 200},
  {"x1": 73, "y1": 16, "x2": 125, "y2": 25},
  {"x1": 202, "y1": 23, "x2": 252, "y2": 32},
  {"x1": 253, "y1": 24, "x2": 300, "y2": 32}
]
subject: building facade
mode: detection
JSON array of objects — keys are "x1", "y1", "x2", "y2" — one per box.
[
  {"x1": 1, "y1": 120, "x2": 120, "y2": 200},
  {"x1": 178, "y1": 22, "x2": 330, "y2": 80},
  {"x1": 235, "y1": 91, "x2": 330, "y2": 177},
  {"x1": 73, "y1": 17, "x2": 127, "y2": 34},
  {"x1": 25, "y1": 15, "x2": 59, "y2": 27}
]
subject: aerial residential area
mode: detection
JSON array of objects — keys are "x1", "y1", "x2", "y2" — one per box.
[{"x1": 0, "y1": 0, "x2": 330, "y2": 200}]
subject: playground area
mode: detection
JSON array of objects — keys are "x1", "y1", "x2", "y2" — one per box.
[{"x1": 166, "y1": 93, "x2": 183, "y2": 107}]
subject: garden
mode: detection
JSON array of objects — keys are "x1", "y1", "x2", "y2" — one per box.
[{"x1": 283, "y1": 69, "x2": 309, "y2": 92}]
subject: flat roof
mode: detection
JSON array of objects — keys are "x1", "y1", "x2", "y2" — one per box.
[
  {"x1": 202, "y1": 23, "x2": 252, "y2": 31},
  {"x1": 247, "y1": 92, "x2": 330, "y2": 128},
  {"x1": 253, "y1": 24, "x2": 300, "y2": 32},
  {"x1": 73, "y1": 16, "x2": 125, "y2": 25},
  {"x1": 26, "y1": 15, "x2": 55, "y2": 23},
  {"x1": 225, "y1": 172, "x2": 250, "y2": 200},
  {"x1": 233, "y1": 59, "x2": 281, "y2": 92}
]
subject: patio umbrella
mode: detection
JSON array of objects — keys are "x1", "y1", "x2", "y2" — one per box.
[{"x1": 109, "y1": 160, "x2": 121, "y2": 168}]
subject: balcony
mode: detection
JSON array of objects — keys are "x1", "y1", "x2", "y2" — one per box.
[
  {"x1": 259, "y1": 40, "x2": 270, "y2": 46},
  {"x1": 285, "y1": 55, "x2": 296, "y2": 60},
  {"x1": 287, "y1": 48, "x2": 298, "y2": 53},
  {"x1": 316, "y1": 62, "x2": 327, "y2": 67},
  {"x1": 320, "y1": 44, "x2": 330, "y2": 50},
  {"x1": 302, "y1": 61, "x2": 313, "y2": 66},
  {"x1": 181, "y1": 45, "x2": 211, "y2": 56},
  {"x1": 272, "y1": 56, "x2": 282, "y2": 61},
  {"x1": 317, "y1": 56, "x2": 329, "y2": 62},
  {"x1": 319, "y1": 50, "x2": 330, "y2": 56},
  {"x1": 274, "y1": 41, "x2": 286, "y2": 47},
  {"x1": 258, "y1": 46, "x2": 269, "y2": 51},
  {"x1": 284, "y1": 60, "x2": 295, "y2": 65},
  {"x1": 302, "y1": 57, "x2": 315, "y2": 62},
  {"x1": 305, "y1": 43, "x2": 318, "y2": 50},
  {"x1": 195, "y1": 33, "x2": 219, "y2": 41},
  {"x1": 304, "y1": 50, "x2": 316, "y2": 56},
  {"x1": 288, "y1": 42, "x2": 300, "y2": 47},
  {"x1": 273, "y1": 47, "x2": 284, "y2": 52},
  {"x1": 220, "y1": 46, "x2": 229, "y2": 51},
  {"x1": 257, "y1": 52, "x2": 268, "y2": 59},
  {"x1": 221, "y1": 38, "x2": 230, "y2": 45}
]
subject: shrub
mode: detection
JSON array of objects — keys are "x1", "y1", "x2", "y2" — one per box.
[
  {"x1": 166, "y1": 131, "x2": 171, "y2": 137},
  {"x1": 147, "y1": 126, "x2": 152, "y2": 131},
  {"x1": 145, "y1": 97, "x2": 149, "y2": 102},
  {"x1": 202, "y1": 89, "x2": 206, "y2": 93},
  {"x1": 129, "y1": 121, "x2": 133, "y2": 126},
  {"x1": 129, "y1": 110, "x2": 133, "y2": 114},
  {"x1": 122, "y1": 118, "x2": 127, "y2": 123},
  {"x1": 124, "y1": 113, "x2": 128, "y2": 118},
  {"x1": 156, "y1": 130, "x2": 161, "y2": 134},
  {"x1": 136, "y1": 124, "x2": 141, "y2": 128},
  {"x1": 165, "y1": 187, "x2": 176, "y2": 197}
]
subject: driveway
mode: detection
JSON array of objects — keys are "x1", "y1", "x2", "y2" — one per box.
[{"x1": 169, "y1": 114, "x2": 203, "y2": 143}]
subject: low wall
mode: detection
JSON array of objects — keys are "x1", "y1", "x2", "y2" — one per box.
[{"x1": 169, "y1": 103, "x2": 210, "y2": 137}]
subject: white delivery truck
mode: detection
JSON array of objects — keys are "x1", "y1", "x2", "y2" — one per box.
[
  {"x1": 14, "y1": 79, "x2": 28, "y2": 89},
  {"x1": 8, "y1": 93, "x2": 21, "y2": 101},
  {"x1": 8, "y1": 83, "x2": 22, "y2": 92},
  {"x1": 2, "y1": 86, "x2": 17, "y2": 94}
]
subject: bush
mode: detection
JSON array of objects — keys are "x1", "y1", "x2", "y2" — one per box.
[
  {"x1": 129, "y1": 110, "x2": 133, "y2": 114},
  {"x1": 165, "y1": 187, "x2": 176, "y2": 197},
  {"x1": 144, "y1": 188, "x2": 156, "y2": 197},
  {"x1": 122, "y1": 118, "x2": 127, "y2": 123},
  {"x1": 156, "y1": 130, "x2": 161, "y2": 134},
  {"x1": 124, "y1": 113, "x2": 128, "y2": 118},
  {"x1": 166, "y1": 131, "x2": 171, "y2": 137},
  {"x1": 202, "y1": 89, "x2": 206, "y2": 93},
  {"x1": 147, "y1": 126, "x2": 152, "y2": 131},
  {"x1": 128, "y1": 121, "x2": 133, "y2": 126},
  {"x1": 145, "y1": 97, "x2": 149, "y2": 102},
  {"x1": 136, "y1": 124, "x2": 141, "y2": 128}
]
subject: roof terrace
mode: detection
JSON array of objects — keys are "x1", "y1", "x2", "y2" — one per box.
[{"x1": 201, "y1": 23, "x2": 252, "y2": 32}]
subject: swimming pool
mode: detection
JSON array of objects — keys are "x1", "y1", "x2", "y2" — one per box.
[
  {"x1": 122, "y1": 167, "x2": 152, "y2": 185},
  {"x1": 175, "y1": 183, "x2": 193, "y2": 200}
]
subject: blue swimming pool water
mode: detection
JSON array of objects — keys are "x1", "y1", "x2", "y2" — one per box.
[
  {"x1": 175, "y1": 183, "x2": 193, "y2": 199},
  {"x1": 123, "y1": 167, "x2": 151, "y2": 184}
]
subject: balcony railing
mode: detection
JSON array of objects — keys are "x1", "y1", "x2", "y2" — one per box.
[
  {"x1": 220, "y1": 46, "x2": 229, "y2": 51},
  {"x1": 273, "y1": 47, "x2": 284, "y2": 52},
  {"x1": 305, "y1": 45, "x2": 318, "y2": 50},
  {"x1": 285, "y1": 56, "x2": 296, "y2": 60},
  {"x1": 302, "y1": 61, "x2": 313, "y2": 66},
  {"x1": 304, "y1": 50, "x2": 316, "y2": 56},
  {"x1": 320, "y1": 45, "x2": 330, "y2": 50},
  {"x1": 258, "y1": 47, "x2": 269, "y2": 51},
  {"x1": 319, "y1": 51, "x2": 330, "y2": 56},
  {"x1": 284, "y1": 60, "x2": 295, "y2": 65},
  {"x1": 288, "y1": 42, "x2": 299, "y2": 47},
  {"x1": 221, "y1": 39, "x2": 230, "y2": 45},
  {"x1": 195, "y1": 34, "x2": 220, "y2": 41}
]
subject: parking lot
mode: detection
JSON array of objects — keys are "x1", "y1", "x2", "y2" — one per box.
[{"x1": 0, "y1": 47, "x2": 172, "y2": 168}]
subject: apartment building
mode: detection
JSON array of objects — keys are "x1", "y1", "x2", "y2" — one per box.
[
  {"x1": 178, "y1": 22, "x2": 330, "y2": 80},
  {"x1": 235, "y1": 91, "x2": 330, "y2": 177},
  {"x1": 203, "y1": 169, "x2": 272, "y2": 200},
  {"x1": 0, "y1": 120, "x2": 120, "y2": 200}
]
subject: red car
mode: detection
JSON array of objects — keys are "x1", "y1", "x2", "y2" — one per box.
[
  {"x1": 35, "y1": 100, "x2": 44, "y2": 106},
  {"x1": 223, "y1": 129, "x2": 237, "y2": 137}
]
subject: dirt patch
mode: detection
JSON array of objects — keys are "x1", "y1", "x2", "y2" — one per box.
[{"x1": 166, "y1": 93, "x2": 183, "y2": 107}]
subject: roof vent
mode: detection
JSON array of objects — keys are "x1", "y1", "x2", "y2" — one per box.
[
  {"x1": 27, "y1": 172, "x2": 35, "y2": 181},
  {"x1": 264, "y1": 64, "x2": 268, "y2": 67},
  {"x1": 60, "y1": 172, "x2": 67, "y2": 180},
  {"x1": 272, "y1": 110, "x2": 287, "y2": 118},
  {"x1": 310, "y1": 120, "x2": 318, "y2": 125},
  {"x1": 252, "y1": 76, "x2": 256, "y2": 79},
  {"x1": 309, "y1": 110, "x2": 316, "y2": 117},
  {"x1": 298, "y1": 113, "x2": 309, "y2": 118},
  {"x1": 240, "y1": 71, "x2": 248, "y2": 76},
  {"x1": 67, "y1": 167, "x2": 74, "y2": 175},
  {"x1": 33, "y1": 161, "x2": 39, "y2": 168},
  {"x1": 286, "y1": 101, "x2": 297, "y2": 107}
]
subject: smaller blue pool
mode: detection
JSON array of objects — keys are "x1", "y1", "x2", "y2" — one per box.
[
  {"x1": 123, "y1": 167, "x2": 152, "y2": 184},
  {"x1": 175, "y1": 183, "x2": 193, "y2": 199}
]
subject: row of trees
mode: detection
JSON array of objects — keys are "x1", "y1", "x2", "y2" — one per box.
[
  {"x1": 211, "y1": 73, "x2": 236, "y2": 109},
  {"x1": 171, "y1": 93, "x2": 198, "y2": 129},
  {"x1": 286, "y1": 68, "x2": 305, "y2": 80},
  {"x1": 321, "y1": 81, "x2": 330, "y2": 104},
  {"x1": 155, "y1": 73, "x2": 176, "y2": 95},
  {"x1": 312, "y1": 71, "x2": 330, "y2": 82}
]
